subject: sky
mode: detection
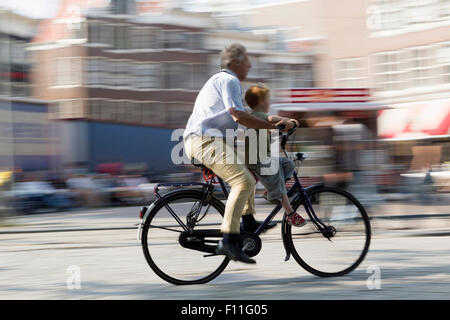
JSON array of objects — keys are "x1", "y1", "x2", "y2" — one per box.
[
  {"x1": 0, "y1": 0, "x2": 60, "y2": 19},
  {"x1": 0, "y1": 0, "x2": 297, "y2": 19}
]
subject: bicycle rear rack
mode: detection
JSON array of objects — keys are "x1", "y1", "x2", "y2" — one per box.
[{"x1": 153, "y1": 182, "x2": 209, "y2": 195}]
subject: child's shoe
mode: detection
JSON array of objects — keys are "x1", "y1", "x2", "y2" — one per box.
[{"x1": 286, "y1": 212, "x2": 307, "y2": 227}]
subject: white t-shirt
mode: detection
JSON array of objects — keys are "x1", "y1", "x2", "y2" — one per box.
[{"x1": 183, "y1": 69, "x2": 246, "y2": 139}]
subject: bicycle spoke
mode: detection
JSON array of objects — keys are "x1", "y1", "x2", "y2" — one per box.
[
  {"x1": 142, "y1": 190, "x2": 228, "y2": 285},
  {"x1": 148, "y1": 224, "x2": 183, "y2": 233},
  {"x1": 287, "y1": 187, "x2": 371, "y2": 276}
]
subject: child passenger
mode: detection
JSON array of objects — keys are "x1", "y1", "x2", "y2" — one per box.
[{"x1": 244, "y1": 85, "x2": 307, "y2": 227}]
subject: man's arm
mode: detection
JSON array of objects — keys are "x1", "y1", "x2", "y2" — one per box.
[
  {"x1": 229, "y1": 108, "x2": 276, "y2": 129},
  {"x1": 267, "y1": 115, "x2": 300, "y2": 127},
  {"x1": 267, "y1": 115, "x2": 283, "y2": 123},
  {"x1": 230, "y1": 108, "x2": 294, "y2": 130}
]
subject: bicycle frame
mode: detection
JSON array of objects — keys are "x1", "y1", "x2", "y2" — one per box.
[{"x1": 150, "y1": 163, "x2": 327, "y2": 236}]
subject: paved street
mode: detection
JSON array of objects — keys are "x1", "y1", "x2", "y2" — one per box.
[{"x1": 1, "y1": 200, "x2": 450, "y2": 299}]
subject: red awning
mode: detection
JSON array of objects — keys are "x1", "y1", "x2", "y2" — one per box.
[{"x1": 378, "y1": 99, "x2": 450, "y2": 139}]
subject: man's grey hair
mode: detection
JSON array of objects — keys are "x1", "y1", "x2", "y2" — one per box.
[{"x1": 220, "y1": 43, "x2": 247, "y2": 69}]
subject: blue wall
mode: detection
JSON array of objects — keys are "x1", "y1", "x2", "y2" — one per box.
[
  {"x1": 0, "y1": 100, "x2": 56, "y2": 171},
  {"x1": 87, "y1": 121, "x2": 180, "y2": 173}
]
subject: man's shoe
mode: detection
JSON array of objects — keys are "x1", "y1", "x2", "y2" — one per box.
[{"x1": 216, "y1": 236, "x2": 256, "y2": 264}]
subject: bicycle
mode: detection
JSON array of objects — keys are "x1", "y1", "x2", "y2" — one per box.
[{"x1": 137, "y1": 126, "x2": 371, "y2": 285}]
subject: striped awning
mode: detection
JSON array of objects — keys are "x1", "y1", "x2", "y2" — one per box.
[
  {"x1": 377, "y1": 99, "x2": 450, "y2": 139},
  {"x1": 272, "y1": 88, "x2": 388, "y2": 112}
]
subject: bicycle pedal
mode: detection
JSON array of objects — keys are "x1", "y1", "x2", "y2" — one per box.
[{"x1": 203, "y1": 253, "x2": 219, "y2": 257}]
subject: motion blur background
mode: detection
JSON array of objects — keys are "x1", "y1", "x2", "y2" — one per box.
[{"x1": 0, "y1": 0, "x2": 449, "y2": 216}]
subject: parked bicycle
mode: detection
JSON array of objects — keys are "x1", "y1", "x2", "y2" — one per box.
[{"x1": 137, "y1": 126, "x2": 371, "y2": 285}]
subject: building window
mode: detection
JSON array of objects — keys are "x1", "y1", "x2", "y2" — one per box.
[
  {"x1": 371, "y1": 43, "x2": 448, "y2": 92},
  {"x1": 134, "y1": 63, "x2": 161, "y2": 89},
  {"x1": 163, "y1": 30, "x2": 188, "y2": 49},
  {"x1": 404, "y1": 0, "x2": 440, "y2": 27},
  {"x1": 192, "y1": 64, "x2": 207, "y2": 90},
  {"x1": 247, "y1": 56, "x2": 267, "y2": 79},
  {"x1": 293, "y1": 64, "x2": 314, "y2": 87},
  {"x1": 131, "y1": 27, "x2": 142, "y2": 49},
  {"x1": 89, "y1": 99, "x2": 102, "y2": 119},
  {"x1": 439, "y1": 0, "x2": 450, "y2": 19},
  {"x1": 70, "y1": 20, "x2": 87, "y2": 40},
  {"x1": 0, "y1": 39, "x2": 9, "y2": 64},
  {"x1": 166, "y1": 103, "x2": 193, "y2": 127},
  {"x1": 131, "y1": 27, "x2": 160, "y2": 49},
  {"x1": 142, "y1": 102, "x2": 166, "y2": 125},
  {"x1": 100, "y1": 100, "x2": 115, "y2": 120},
  {"x1": 271, "y1": 65, "x2": 291, "y2": 89},
  {"x1": 10, "y1": 40, "x2": 29, "y2": 65},
  {"x1": 372, "y1": 51, "x2": 405, "y2": 91},
  {"x1": 55, "y1": 57, "x2": 82, "y2": 86},
  {"x1": 114, "y1": 25, "x2": 130, "y2": 49},
  {"x1": 88, "y1": 59, "x2": 135, "y2": 88},
  {"x1": 124, "y1": 102, "x2": 143, "y2": 123},
  {"x1": 438, "y1": 42, "x2": 450, "y2": 83},
  {"x1": 165, "y1": 63, "x2": 188, "y2": 89},
  {"x1": 404, "y1": 46, "x2": 440, "y2": 87},
  {"x1": 114, "y1": 61, "x2": 130, "y2": 87},
  {"x1": 100, "y1": 24, "x2": 114, "y2": 46},
  {"x1": 102, "y1": 59, "x2": 115, "y2": 87},
  {"x1": 377, "y1": 0, "x2": 403, "y2": 30},
  {"x1": 335, "y1": 58, "x2": 366, "y2": 88},
  {"x1": 110, "y1": 0, "x2": 135, "y2": 15},
  {"x1": 113, "y1": 100, "x2": 126, "y2": 122},
  {"x1": 88, "y1": 21, "x2": 101, "y2": 44},
  {"x1": 270, "y1": 64, "x2": 313, "y2": 89},
  {"x1": 368, "y1": 0, "x2": 450, "y2": 33},
  {"x1": 85, "y1": 58, "x2": 102, "y2": 86},
  {"x1": 58, "y1": 100, "x2": 84, "y2": 119},
  {"x1": 208, "y1": 54, "x2": 221, "y2": 76},
  {"x1": 187, "y1": 32, "x2": 203, "y2": 50}
]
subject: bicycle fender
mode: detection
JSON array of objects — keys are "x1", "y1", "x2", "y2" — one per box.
[
  {"x1": 281, "y1": 215, "x2": 291, "y2": 261},
  {"x1": 305, "y1": 182, "x2": 324, "y2": 193},
  {"x1": 137, "y1": 189, "x2": 184, "y2": 240},
  {"x1": 288, "y1": 183, "x2": 323, "y2": 207},
  {"x1": 281, "y1": 183, "x2": 324, "y2": 260},
  {"x1": 137, "y1": 201, "x2": 156, "y2": 241},
  {"x1": 137, "y1": 188, "x2": 211, "y2": 241}
]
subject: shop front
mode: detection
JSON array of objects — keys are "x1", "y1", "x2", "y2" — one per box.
[
  {"x1": 377, "y1": 98, "x2": 450, "y2": 194},
  {"x1": 271, "y1": 88, "x2": 389, "y2": 192}
]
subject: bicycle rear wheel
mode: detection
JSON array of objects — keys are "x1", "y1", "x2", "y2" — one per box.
[
  {"x1": 285, "y1": 186, "x2": 371, "y2": 277},
  {"x1": 141, "y1": 189, "x2": 229, "y2": 285}
]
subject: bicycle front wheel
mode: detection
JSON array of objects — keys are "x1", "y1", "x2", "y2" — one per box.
[
  {"x1": 141, "y1": 189, "x2": 229, "y2": 285},
  {"x1": 285, "y1": 186, "x2": 371, "y2": 277}
]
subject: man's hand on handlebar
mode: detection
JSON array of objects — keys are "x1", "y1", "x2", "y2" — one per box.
[
  {"x1": 274, "y1": 119, "x2": 299, "y2": 132},
  {"x1": 274, "y1": 118, "x2": 294, "y2": 131},
  {"x1": 289, "y1": 119, "x2": 300, "y2": 128}
]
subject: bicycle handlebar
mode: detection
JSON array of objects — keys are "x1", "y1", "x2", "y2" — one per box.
[
  {"x1": 276, "y1": 123, "x2": 297, "y2": 138},
  {"x1": 276, "y1": 123, "x2": 298, "y2": 132},
  {"x1": 276, "y1": 123, "x2": 298, "y2": 150}
]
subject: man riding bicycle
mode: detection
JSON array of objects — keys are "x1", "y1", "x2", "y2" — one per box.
[{"x1": 183, "y1": 43, "x2": 294, "y2": 264}]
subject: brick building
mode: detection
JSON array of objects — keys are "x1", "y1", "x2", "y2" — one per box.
[{"x1": 28, "y1": 0, "x2": 314, "y2": 172}]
